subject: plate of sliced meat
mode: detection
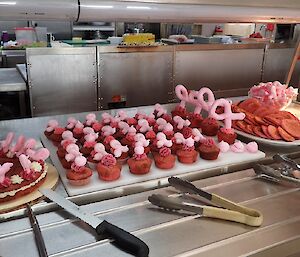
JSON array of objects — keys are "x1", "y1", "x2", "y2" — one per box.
[{"x1": 231, "y1": 98, "x2": 300, "y2": 146}]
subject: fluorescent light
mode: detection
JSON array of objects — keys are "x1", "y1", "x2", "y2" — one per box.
[
  {"x1": 126, "y1": 6, "x2": 151, "y2": 10},
  {"x1": 0, "y1": 1, "x2": 16, "y2": 5},
  {"x1": 81, "y1": 5, "x2": 113, "y2": 9}
]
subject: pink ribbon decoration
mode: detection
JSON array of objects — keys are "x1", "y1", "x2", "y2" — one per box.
[
  {"x1": 65, "y1": 144, "x2": 81, "y2": 162},
  {"x1": 19, "y1": 154, "x2": 32, "y2": 173},
  {"x1": 110, "y1": 140, "x2": 129, "y2": 158},
  {"x1": 85, "y1": 113, "x2": 97, "y2": 126},
  {"x1": 173, "y1": 116, "x2": 191, "y2": 130},
  {"x1": 156, "y1": 118, "x2": 167, "y2": 131},
  {"x1": 75, "y1": 121, "x2": 84, "y2": 129},
  {"x1": 26, "y1": 148, "x2": 50, "y2": 161},
  {"x1": 62, "y1": 131, "x2": 74, "y2": 140},
  {"x1": 175, "y1": 85, "x2": 189, "y2": 108},
  {"x1": 0, "y1": 163, "x2": 13, "y2": 183},
  {"x1": 1, "y1": 132, "x2": 15, "y2": 153},
  {"x1": 154, "y1": 104, "x2": 167, "y2": 117},
  {"x1": 192, "y1": 128, "x2": 205, "y2": 142},
  {"x1": 93, "y1": 143, "x2": 108, "y2": 161},
  {"x1": 134, "y1": 133, "x2": 150, "y2": 147},
  {"x1": 66, "y1": 117, "x2": 77, "y2": 129},
  {"x1": 210, "y1": 98, "x2": 245, "y2": 129},
  {"x1": 156, "y1": 132, "x2": 173, "y2": 148},
  {"x1": 101, "y1": 126, "x2": 116, "y2": 137},
  {"x1": 45, "y1": 120, "x2": 59, "y2": 132},
  {"x1": 84, "y1": 133, "x2": 98, "y2": 143},
  {"x1": 197, "y1": 87, "x2": 215, "y2": 112},
  {"x1": 188, "y1": 90, "x2": 202, "y2": 114},
  {"x1": 117, "y1": 110, "x2": 128, "y2": 121},
  {"x1": 102, "y1": 113, "x2": 112, "y2": 124},
  {"x1": 16, "y1": 138, "x2": 36, "y2": 157},
  {"x1": 8, "y1": 135, "x2": 25, "y2": 155},
  {"x1": 174, "y1": 132, "x2": 185, "y2": 144},
  {"x1": 128, "y1": 126, "x2": 137, "y2": 135},
  {"x1": 83, "y1": 127, "x2": 95, "y2": 135},
  {"x1": 138, "y1": 119, "x2": 152, "y2": 133},
  {"x1": 134, "y1": 145, "x2": 145, "y2": 155},
  {"x1": 118, "y1": 121, "x2": 130, "y2": 134}
]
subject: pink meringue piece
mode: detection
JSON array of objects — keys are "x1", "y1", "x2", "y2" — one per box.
[
  {"x1": 134, "y1": 145, "x2": 145, "y2": 155},
  {"x1": 218, "y1": 141, "x2": 230, "y2": 153},
  {"x1": 66, "y1": 117, "x2": 77, "y2": 129},
  {"x1": 74, "y1": 155, "x2": 87, "y2": 167},
  {"x1": 246, "y1": 142, "x2": 258, "y2": 153},
  {"x1": 230, "y1": 141, "x2": 245, "y2": 153},
  {"x1": 46, "y1": 120, "x2": 59, "y2": 132},
  {"x1": 0, "y1": 163, "x2": 13, "y2": 184}
]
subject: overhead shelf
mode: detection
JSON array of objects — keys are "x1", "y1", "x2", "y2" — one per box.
[{"x1": 73, "y1": 25, "x2": 115, "y2": 31}]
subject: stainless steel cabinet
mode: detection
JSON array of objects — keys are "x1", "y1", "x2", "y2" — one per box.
[{"x1": 27, "y1": 47, "x2": 97, "y2": 116}]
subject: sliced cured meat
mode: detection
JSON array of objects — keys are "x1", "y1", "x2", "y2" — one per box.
[
  {"x1": 267, "y1": 125, "x2": 282, "y2": 140},
  {"x1": 278, "y1": 127, "x2": 295, "y2": 142},
  {"x1": 261, "y1": 125, "x2": 272, "y2": 139},
  {"x1": 276, "y1": 111, "x2": 298, "y2": 120},
  {"x1": 254, "y1": 116, "x2": 268, "y2": 126},
  {"x1": 236, "y1": 121, "x2": 247, "y2": 131},
  {"x1": 264, "y1": 115, "x2": 282, "y2": 126},
  {"x1": 246, "y1": 125, "x2": 254, "y2": 135},
  {"x1": 253, "y1": 126, "x2": 268, "y2": 138},
  {"x1": 281, "y1": 119, "x2": 300, "y2": 138},
  {"x1": 238, "y1": 98, "x2": 261, "y2": 112}
]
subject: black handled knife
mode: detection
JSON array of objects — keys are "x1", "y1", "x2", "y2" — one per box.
[{"x1": 39, "y1": 189, "x2": 149, "y2": 257}]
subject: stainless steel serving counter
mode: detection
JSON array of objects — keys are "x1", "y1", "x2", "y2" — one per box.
[{"x1": 0, "y1": 104, "x2": 300, "y2": 256}]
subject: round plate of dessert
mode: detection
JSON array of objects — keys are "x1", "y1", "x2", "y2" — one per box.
[{"x1": 0, "y1": 134, "x2": 59, "y2": 213}]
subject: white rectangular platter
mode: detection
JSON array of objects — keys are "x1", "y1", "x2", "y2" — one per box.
[{"x1": 41, "y1": 134, "x2": 266, "y2": 197}]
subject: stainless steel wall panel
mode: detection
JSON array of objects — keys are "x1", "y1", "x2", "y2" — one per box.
[
  {"x1": 98, "y1": 50, "x2": 173, "y2": 109},
  {"x1": 27, "y1": 48, "x2": 97, "y2": 117},
  {"x1": 174, "y1": 49, "x2": 264, "y2": 95},
  {"x1": 263, "y1": 48, "x2": 300, "y2": 87}
]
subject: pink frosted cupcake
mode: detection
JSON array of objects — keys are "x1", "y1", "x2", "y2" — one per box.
[
  {"x1": 44, "y1": 120, "x2": 59, "y2": 139},
  {"x1": 73, "y1": 121, "x2": 85, "y2": 139},
  {"x1": 173, "y1": 116, "x2": 191, "y2": 133},
  {"x1": 109, "y1": 139, "x2": 129, "y2": 165},
  {"x1": 154, "y1": 146, "x2": 176, "y2": 170},
  {"x1": 127, "y1": 145, "x2": 152, "y2": 175},
  {"x1": 84, "y1": 113, "x2": 98, "y2": 127},
  {"x1": 81, "y1": 132, "x2": 98, "y2": 157},
  {"x1": 97, "y1": 154, "x2": 121, "y2": 181},
  {"x1": 66, "y1": 156, "x2": 92, "y2": 186},
  {"x1": 176, "y1": 137, "x2": 198, "y2": 164}
]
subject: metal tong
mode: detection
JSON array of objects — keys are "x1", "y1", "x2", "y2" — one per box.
[
  {"x1": 253, "y1": 154, "x2": 300, "y2": 185},
  {"x1": 148, "y1": 177, "x2": 263, "y2": 227}
]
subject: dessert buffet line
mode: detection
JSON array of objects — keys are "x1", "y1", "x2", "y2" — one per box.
[
  {"x1": 41, "y1": 85, "x2": 265, "y2": 196},
  {"x1": 1, "y1": 81, "x2": 299, "y2": 206}
]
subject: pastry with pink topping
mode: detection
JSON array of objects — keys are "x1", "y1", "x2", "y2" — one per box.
[
  {"x1": 61, "y1": 144, "x2": 81, "y2": 169},
  {"x1": 154, "y1": 147, "x2": 176, "y2": 170},
  {"x1": 173, "y1": 116, "x2": 191, "y2": 133},
  {"x1": 49, "y1": 126, "x2": 66, "y2": 146},
  {"x1": 127, "y1": 145, "x2": 152, "y2": 175},
  {"x1": 57, "y1": 131, "x2": 77, "y2": 158},
  {"x1": 200, "y1": 117, "x2": 219, "y2": 136},
  {"x1": 198, "y1": 138, "x2": 220, "y2": 160},
  {"x1": 73, "y1": 121, "x2": 84, "y2": 139},
  {"x1": 44, "y1": 120, "x2": 59, "y2": 139},
  {"x1": 84, "y1": 113, "x2": 98, "y2": 127},
  {"x1": 66, "y1": 156, "x2": 92, "y2": 186},
  {"x1": 81, "y1": 132, "x2": 98, "y2": 157},
  {"x1": 88, "y1": 143, "x2": 107, "y2": 165},
  {"x1": 109, "y1": 139, "x2": 129, "y2": 165},
  {"x1": 176, "y1": 137, "x2": 198, "y2": 164},
  {"x1": 97, "y1": 154, "x2": 121, "y2": 181},
  {"x1": 0, "y1": 154, "x2": 48, "y2": 203},
  {"x1": 217, "y1": 128, "x2": 237, "y2": 145}
]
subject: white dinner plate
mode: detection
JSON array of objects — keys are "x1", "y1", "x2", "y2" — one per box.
[{"x1": 235, "y1": 129, "x2": 300, "y2": 147}]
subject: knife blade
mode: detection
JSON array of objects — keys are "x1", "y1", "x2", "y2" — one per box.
[{"x1": 39, "y1": 189, "x2": 149, "y2": 257}]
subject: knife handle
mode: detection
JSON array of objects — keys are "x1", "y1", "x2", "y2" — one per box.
[{"x1": 96, "y1": 220, "x2": 149, "y2": 257}]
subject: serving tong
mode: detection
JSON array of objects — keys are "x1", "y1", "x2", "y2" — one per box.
[
  {"x1": 148, "y1": 177, "x2": 263, "y2": 227},
  {"x1": 253, "y1": 154, "x2": 300, "y2": 185}
]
